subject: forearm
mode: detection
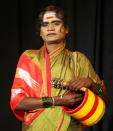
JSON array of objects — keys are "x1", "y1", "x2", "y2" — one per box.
[
  {"x1": 15, "y1": 93, "x2": 83, "y2": 111},
  {"x1": 15, "y1": 96, "x2": 62, "y2": 111},
  {"x1": 15, "y1": 97, "x2": 43, "y2": 111}
]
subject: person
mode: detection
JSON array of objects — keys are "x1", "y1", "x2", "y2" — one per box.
[{"x1": 10, "y1": 5, "x2": 110, "y2": 131}]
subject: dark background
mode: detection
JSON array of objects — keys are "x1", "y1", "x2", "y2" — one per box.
[{"x1": 1, "y1": 0, "x2": 113, "y2": 130}]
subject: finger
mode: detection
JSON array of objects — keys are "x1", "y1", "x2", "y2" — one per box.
[
  {"x1": 76, "y1": 82, "x2": 85, "y2": 91},
  {"x1": 69, "y1": 80, "x2": 82, "y2": 91},
  {"x1": 73, "y1": 93, "x2": 83, "y2": 98},
  {"x1": 70, "y1": 79, "x2": 80, "y2": 88},
  {"x1": 65, "y1": 77, "x2": 79, "y2": 87},
  {"x1": 67, "y1": 78, "x2": 77, "y2": 84},
  {"x1": 70, "y1": 78, "x2": 80, "y2": 86},
  {"x1": 67, "y1": 92, "x2": 82, "y2": 97},
  {"x1": 67, "y1": 79, "x2": 79, "y2": 90},
  {"x1": 74, "y1": 96, "x2": 84, "y2": 102}
]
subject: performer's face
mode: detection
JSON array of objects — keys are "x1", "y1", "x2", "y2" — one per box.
[{"x1": 40, "y1": 11, "x2": 68, "y2": 44}]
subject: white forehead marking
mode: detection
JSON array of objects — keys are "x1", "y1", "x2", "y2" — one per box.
[{"x1": 43, "y1": 12, "x2": 60, "y2": 22}]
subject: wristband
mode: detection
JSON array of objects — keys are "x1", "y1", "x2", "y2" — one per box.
[{"x1": 42, "y1": 97, "x2": 53, "y2": 107}]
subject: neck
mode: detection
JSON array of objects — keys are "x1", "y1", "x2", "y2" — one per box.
[{"x1": 45, "y1": 41, "x2": 64, "y2": 53}]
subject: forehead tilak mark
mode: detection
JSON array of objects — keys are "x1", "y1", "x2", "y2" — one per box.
[{"x1": 43, "y1": 12, "x2": 60, "y2": 22}]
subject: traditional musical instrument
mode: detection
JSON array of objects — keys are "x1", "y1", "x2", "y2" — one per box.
[{"x1": 51, "y1": 78, "x2": 106, "y2": 126}]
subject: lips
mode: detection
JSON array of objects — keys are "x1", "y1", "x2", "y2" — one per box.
[{"x1": 47, "y1": 33, "x2": 57, "y2": 36}]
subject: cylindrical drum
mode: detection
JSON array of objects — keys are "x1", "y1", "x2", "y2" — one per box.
[{"x1": 62, "y1": 88, "x2": 105, "y2": 126}]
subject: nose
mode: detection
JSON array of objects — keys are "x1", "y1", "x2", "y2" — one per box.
[{"x1": 47, "y1": 23, "x2": 55, "y2": 31}]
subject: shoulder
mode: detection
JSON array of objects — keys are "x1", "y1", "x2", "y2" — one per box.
[
  {"x1": 65, "y1": 49, "x2": 89, "y2": 61},
  {"x1": 66, "y1": 49, "x2": 87, "y2": 58},
  {"x1": 73, "y1": 51, "x2": 88, "y2": 60},
  {"x1": 65, "y1": 49, "x2": 91, "y2": 63},
  {"x1": 20, "y1": 49, "x2": 39, "y2": 58},
  {"x1": 17, "y1": 49, "x2": 40, "y2": 63},
  {"x1": 73, "y1": 51, "x2": 91, "y2": 65},
  {"x1": 23, "y1": 49, "x2": 39, "y2": 56}
]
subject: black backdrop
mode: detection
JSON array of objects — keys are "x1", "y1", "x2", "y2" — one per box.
[{"x1": 1, "y1": 0, "x2": 113, "y2": 130}]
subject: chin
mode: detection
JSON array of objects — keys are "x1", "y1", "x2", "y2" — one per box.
[
  {"x1": 47, "y1": 40, "x2": 62, "y2": 44},
  {"x1": 47, "y1": 41, "x2": 58, "y2": 44}
]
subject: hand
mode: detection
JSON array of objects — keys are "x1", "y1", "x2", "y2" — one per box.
[
  {"x1": 59, "y1": 91, "x2": 84, "y2": 108},
  {"x1": 66, "y1": 77, "x2": 93, "y2": 91}
]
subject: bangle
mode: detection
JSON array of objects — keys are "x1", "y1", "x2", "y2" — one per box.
[
  {"x1": 42, "y1": 97, "x2": 53, "y2": 107},
  {"x1": 96, "y1": 83, "x2": 103, "y2": 95},
  {"x1": 52, "y1": 97, "x2": 55, "y2": 106}
]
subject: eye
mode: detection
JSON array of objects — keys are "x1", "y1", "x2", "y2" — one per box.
[
  {"x1": 41, "y1": 22, "x2": 48, "y2": 27},
  {"x1": 53, "y1": 21, "x2": 61, "y2": 26}
]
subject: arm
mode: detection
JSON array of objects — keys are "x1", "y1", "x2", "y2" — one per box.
[
  {"x1": 65, "y1": 77, "x2": 110, "y2": 107},
  {"x1": 65, "y1": 52, "x2": 110, "y2": 107},
  {"x1": 15, "y1": 97, "x2": 43, "y2": 111},
  {"x1": 15, "y1": 92, "x2": 84, "y2": 111}
]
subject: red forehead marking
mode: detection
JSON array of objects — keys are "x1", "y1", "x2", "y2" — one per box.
[{"x1": 46, "y1": 16, "x2": 54, "y2": 19}]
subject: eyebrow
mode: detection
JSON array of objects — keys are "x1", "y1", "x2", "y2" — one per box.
[
  {"x1": 52, "y1": 20, "x2": 62, "y2": 23},
  {"x1": 42, "y1": 20, "x2": 62, "y2": 24}
]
